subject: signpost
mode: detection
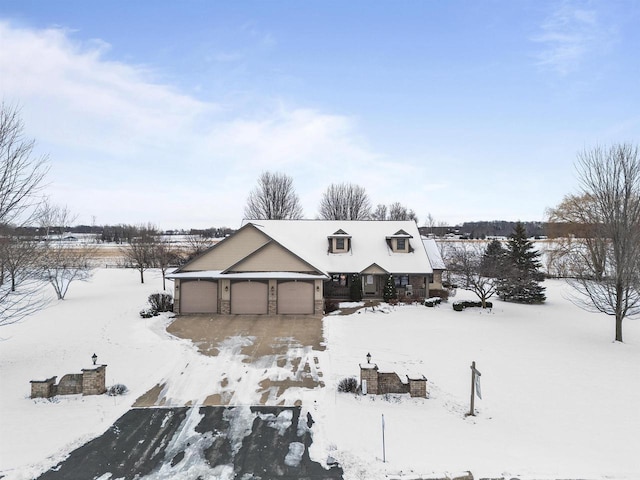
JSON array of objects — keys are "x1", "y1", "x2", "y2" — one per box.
[
  {"x1": 381, "y1": 414, "x2": 386, "y2": 463},
  {"x1": 469, "y1": 361, "x2": 482, "y2": 416}
]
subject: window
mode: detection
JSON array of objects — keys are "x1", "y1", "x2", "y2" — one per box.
[
  {"x1": 332, "y1": 274, "x2": 347, "y2": 286},
  {"x1": 394, "y1": 275, "x2": 409, "y2": 287},
  {"x1": 397, "y1": 238, "x2": 406, "y2": 250},
  {"x1": 336, "y1": 238, "x2": 345, "y2": 250}
]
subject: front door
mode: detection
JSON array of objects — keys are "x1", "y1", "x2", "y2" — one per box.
[{"x1": 363, "y1": 274, "x2": 376, "y2": 296}]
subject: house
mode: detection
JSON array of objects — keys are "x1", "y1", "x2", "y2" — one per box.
[{"x1": 167, "y1": 220, "x2": 435, "y2": 316}]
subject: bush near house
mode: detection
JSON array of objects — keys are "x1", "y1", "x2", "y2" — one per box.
[
  {"x1": 424, "y1": 297, "x2": 442, "y2": 307},
  {"x1": 139, "y1": 293, "x2": 174, "y2": 318},
  {"x1": 324, "y1": 299, "x2": 339, "y2": 314},
  {"x1": 453, "y1": 300, "x2": 493, "y2": 311}
]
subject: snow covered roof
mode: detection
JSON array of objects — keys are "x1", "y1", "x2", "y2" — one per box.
[
  {"x1": 421, "y1": 237, "x2": 446, "y2": 270},
  {"x1": 244, "y1": 220, "x2": 433, "y2": 275}
]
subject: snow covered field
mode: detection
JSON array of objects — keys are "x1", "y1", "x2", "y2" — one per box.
[{"x1": 0, "y1": 269, "x2": 639, "y2": 479}]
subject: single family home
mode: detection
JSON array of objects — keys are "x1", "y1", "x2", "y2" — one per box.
[{"x1": 167, "y1": 220, "x2": 438, "y2": 316}]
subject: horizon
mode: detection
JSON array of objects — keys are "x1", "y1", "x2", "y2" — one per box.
[{"x1": 1, "y1": 1, "x2": 638, "y2": 229}]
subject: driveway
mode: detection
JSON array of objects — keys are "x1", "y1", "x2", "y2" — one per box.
[
  {"x1": 135, "y1": 315, "x2": 326, "y2": 407},
  {"x1": 37, "y1": 406, "x2": 343, "y2": 480}
]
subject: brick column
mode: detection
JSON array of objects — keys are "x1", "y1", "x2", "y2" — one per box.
[
  {"x1": 82, "y1": 365, "x2": 107, "y2": 395},
  {"x1": 359, "y1": 364, "x2": 378, "y2": 395}
]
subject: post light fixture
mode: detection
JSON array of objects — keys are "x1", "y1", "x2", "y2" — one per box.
[
  {"x1": 366, "y1": 352, "x2": 371, "y2": 364},
  {"x1": 225, "y1": 285, "x2": 229, "y2": 292},
  {"x1": 92, "y1": 353, "x2": 98, "y2": 365}
]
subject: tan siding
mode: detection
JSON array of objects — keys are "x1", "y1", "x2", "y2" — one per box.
[
  {"x1": 183, "y1": 227, "x2": 270, "y2": 271},
  {"x1": 230, "y1": 242, "x2": 314, "y2": 272}
]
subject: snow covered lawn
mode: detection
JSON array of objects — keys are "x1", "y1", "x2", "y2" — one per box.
[
  {"x1": 0, "y1": 269, "x2": 639, "y2": 479},
  {"x1": 319, "y1": 282, "x2": 640, "y2": 479}
]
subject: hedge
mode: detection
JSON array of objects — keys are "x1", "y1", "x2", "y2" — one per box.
[{"x1": 452, "y1": 300, "x2": 493, "y2": 311}]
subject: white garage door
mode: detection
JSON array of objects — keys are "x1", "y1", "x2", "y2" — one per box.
[
  {"x1": 180, "y1": 280, "x2": 218, "y2": 313},
  {"x1": 231, "y1": 281, "x2": 268, "y2": 314},
  {"x1": 278, "y1": 281, "x2": 314, "y2": 314}
]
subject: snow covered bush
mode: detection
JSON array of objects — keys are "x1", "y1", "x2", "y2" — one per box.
[
  {"x1": 324, "y1": 299, "x2": 339, "y2": 314},
  {"x1": 139, "y1": 308, "x2": 156, "y2": 318},
  {"x1": 424, "y1": 297, "x2": 442, "y2": 307},
  {"x1": 107, "y1": 384, "x2": 128, "y2": 396},
  {"x1": 453, "y1": 300, "x2": 492, "y2": 311},
  {"x1": 337, "y1": 377, "x2": 359, "y2": 393}
]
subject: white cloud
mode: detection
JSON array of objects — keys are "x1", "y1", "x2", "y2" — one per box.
[
  {"x1": 0, "y1": 21, "x2": 412, "y2": 228},
  {"x1": 531, "y1": 3, "x2": 612, "y2": 75}
]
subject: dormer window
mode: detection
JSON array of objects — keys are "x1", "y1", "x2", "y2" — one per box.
[
  {"x1": 328, "y1": 229, "x2": 351, "y2": 253},
  {"x1": 386, "y1": 229, "x2": 413, "y2": 253}
]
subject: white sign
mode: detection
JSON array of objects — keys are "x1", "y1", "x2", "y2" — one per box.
[{"x1": 475, "y1": 374, "x2": 482, "y2": 399}]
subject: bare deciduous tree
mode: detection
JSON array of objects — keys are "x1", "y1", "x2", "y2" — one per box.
[
  {"x1": 318, "y1": 183, "x2": 371, "y2": 220},
  {"x1": 244, "y1": 171, "x2": 304, "y2": 220},
  {"x1": 121, "y1": 225, "x2": 158, "y2": 284},
  {"x1": 371, "y1": 204, "x2": 387, "y2": 221},
  {"x1": 152, "y1": 238, "x2": 182, "y2": 291},
  {"x1": 550, "y1": 144, "x2": 640, "y2": 342},
  {"x1": 39, "y1": 202, "x2": 95, "y2": 300},
  {"x1": 443, "y1": 243, "x2": 499, "y2": 308},
  {"x1": 388, "y1": 202, "x2": 418, "y2": 223},
  {"x1": 0, "y1": 103, "x2": 49, "y2": 326},
  {"x1": 0, "y1": 103, "x2": 49, "y2": 225}
]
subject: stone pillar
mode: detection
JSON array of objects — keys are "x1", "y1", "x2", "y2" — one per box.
[
  {"x1": 359, "y1": 364, "x2": 378, "y2": 395},
  {"x1": 30, "y1": 376, "x2": 57, "y2": 398},
  {"x1": 314, "y1": 279, "x2": 324, "y2": 315},
  {"x1": 173, "y1": 279, "x2": 181, "y2": 314},
  {"x1": 408, "y1": 375, "x2": 428, "y2": 398},
  {"x1": 82, "y1": 365, "x2": 107, "y2": 395},
  {"x1": 268, "y1": 279, "x2": 277, "y2": 314}
]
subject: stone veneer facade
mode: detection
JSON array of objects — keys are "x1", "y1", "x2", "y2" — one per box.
[
  {"x1": 30, "y1": 365, "x2": 107, "y2": 398},
  {"x1": 359, "y1": 363, "x2": 427, "y2": 398}
]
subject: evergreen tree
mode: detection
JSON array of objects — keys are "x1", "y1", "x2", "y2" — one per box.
[
  {"x1": 496, "y1": 222, "x2": 546, "y2": 303},
  {"x1": 349, "y1": 274, "x2": 363, "y2": 301},
  {"x1": 480, "y1": 239, "x2": 507, "y2": 278},
  {"x1": 383, "y1": 275, "x2": 397, "y2": 302}
]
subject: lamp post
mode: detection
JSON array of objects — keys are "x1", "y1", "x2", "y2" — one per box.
[
  {"x1": 92, "y1": 353, "x2": 97, "y2": 365},
  {"x1": 366, "y1": 352, "x2": 371, "y2": 364}
]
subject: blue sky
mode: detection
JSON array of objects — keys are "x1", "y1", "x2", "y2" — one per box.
[{"x1": 1, "y1": 1, "x2": 638, "y2": 229}]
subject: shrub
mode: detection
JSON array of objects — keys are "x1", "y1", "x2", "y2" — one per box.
[
  {"x1": 452, "y1": 300, "x2": 493, "y2": 311},
  {"x1": 139, "y1": 308, "x2": 156, "y2": 318},
  {"x1": 324, "y1": 299, "x2": 339, "y2": 314},
  {"x1": 337, "y1": 377, "x2": 359, "y2": 393},
  {"x1": 424, "y1": 297, "x2": 442, "y2": 307},
  {"x1": 107, "y1": 384, "x2": 128, "y2": 396},
  {"x1": 148, "y1": 293, "x2": 174, "y2": 313}
]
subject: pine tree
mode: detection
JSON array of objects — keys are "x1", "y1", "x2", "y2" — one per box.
[
  {"x1": 496, "y1": 222, "x2": 546, "y2": 303},
  {"x1": 383, "y1": 275, "x2": 397, "y2": 302},
  {"x1": 480, "y1": 239, "x2": 506, "y2": 278}
]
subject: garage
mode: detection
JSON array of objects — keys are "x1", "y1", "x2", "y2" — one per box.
[
  {"x1": 180, "y1": 280, "x2": 218, "y2": 313},
  {"x1": 231, "y1": 281, "x2": 268, "y2": 314},
  {"x1": 277, "y1": 281, "x2": 314, "y2": 314}
]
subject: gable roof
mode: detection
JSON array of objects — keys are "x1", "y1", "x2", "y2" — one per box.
[{"x1": 245, "y1": 220, "x2": 432, "y2": 275}]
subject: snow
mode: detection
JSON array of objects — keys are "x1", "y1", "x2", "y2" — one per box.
[{"x1": 1, "y1": 269, "x2": 639, "y2": 479}]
